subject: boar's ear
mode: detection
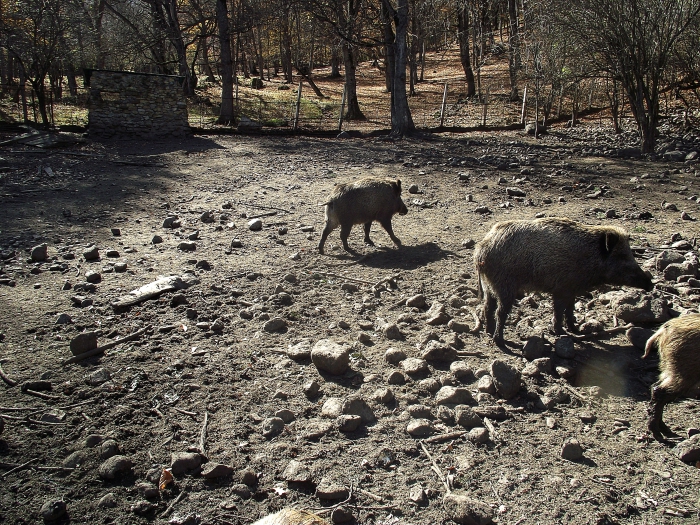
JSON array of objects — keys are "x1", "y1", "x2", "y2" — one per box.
[
  {"x1": 600, "y1": 231, "x2": 619, "y2": 257},
  {"x1": 393, "y1": 179, "x2": 402, "y2": 194}
]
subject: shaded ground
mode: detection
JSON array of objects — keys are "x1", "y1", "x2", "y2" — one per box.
[{"x1": 1, "y1": 120, "x2": 700, "y2": 525}]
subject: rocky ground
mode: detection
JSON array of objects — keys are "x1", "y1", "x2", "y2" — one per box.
[{"x1": 1, "y1": 117, "x2": 700, "y2": 525}]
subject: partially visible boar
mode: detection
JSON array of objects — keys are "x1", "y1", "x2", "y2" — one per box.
[
  {"x1": 643, "y1": 314, "x2": 700, "y2": 441},
  {"x1": 318, "y1": 177, "x2": 408, "y2": 255},
  {"x1": 474, "y1": 217, "x2": 653, "y2": 345}
]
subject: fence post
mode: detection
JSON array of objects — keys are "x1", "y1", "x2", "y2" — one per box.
[
  {"x1": 338, "y1": 84, "x2": 347, "y2": 132},
  {"x1": 293, "y1": 81, "x2": 303, "y2": 130},
  {"x1": 482, "y1": 86, "x2": 490, "y2": 127},
  {"x1": 439, "y1": 83, "x2": 448, "y2": 128},
  {"x1": 520, "y1": 86, "x2": 528, "y2": 124}
]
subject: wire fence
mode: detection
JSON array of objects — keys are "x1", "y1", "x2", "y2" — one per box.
[{"x1": 0, "y1": 78, "x2": 684, "y2": 135}]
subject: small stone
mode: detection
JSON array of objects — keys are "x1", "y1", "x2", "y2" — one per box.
[
  {"x1": 401, "y1": 357, "x2": 429, "y2": 376},
  {"x1": 86, "y1": 368, "x2": 111, "y2": 386},
  {"x1": 561, "y1": 437, "x2": 583, "y2": 461},
  {"x1": 39, "y1": 499, "x2": 66, "y2": 522},
  {"x1": 263, "y1": 317, "x2": 287, "y2": 332},
  {"x1": 98, "y1": 493, "x2": 117, "y2": 509},
  {"x1": 384, "y1": 347, "x2": 406, "y2": 364},
  {"x1": 455, "y1": 406, "x2": 483, "y2": 429},
  {"x1": 111, "y1": 228, "x2": 121, "y2": 236},
  {"x1": 387, "y1": 370, "x2": 406, "y2": 385},
  {"x1": 477, "y1": 375, "x2": 497, "y2": 395},
  {"x1": 332, "y1": 506, "x2": 354, "y2": 524},
  {"x1": 282, "y1": 460, "x2": 312, "y2": 483},
  {"x1": 151, "y1": 235, "x2": 163, "y2": 244},
  {"x1": 674, "y1": 434, "x2": 700, "y2": 462},
  {"x1": 262, "y1": 417, "x2": 285, "y2": 438},
  {"x1": 178, "y1": 241, "x2": 196, "y2": 251},
  {"x1": 55, "y1": 313, "x2": 72, "y2": 325},
  {"x1": 382, "y1": 322, "x2": 403, "y2": 340},
  {"x1": 408, "y1": 184, "x2": 419, "y2": 194},
  {"x1": 85, "y1": 270, "x2": 101, "y2": 283},
  {"x1": 409, "y1": 485, "x2": 428, "y2": 505},
  {"x1": 171, "y1": 452, "x2": 203, "y2": 475},
  {"x1": 506, "y1": 187, "x2": 526, "y2": 197},
  {"x1": 450, "y1": 361, "x2": 473, "y2": 383},
  {"x1": 311, "y1": 339, "x2": 350, "y2": 375},
  {"x1": 522, "y1": 335, "x2": 545, "y2": 360},
  {"x1": 303, "y1": 380, "x2": 320, "y2": 398},
  {"x1": 406, "y1": 294, "x2": 427, "y2": 308},
  {"x1": 447, "y1": 319, "x2": 471, "y2": 333},
  {"x1": 98, "y1": 455, "x2": 133, "y2": 479},
  {"x1": 31, "y1": 243, "x2": 48, "y2": 262},
  {"x1": 106, "y1": 249, "x2": 120, "y2": 258},
  {"x1": 202, "y1": 463, "x2": 234, "y2": 479},
  {"x1": 490, "y1": 360, "x2": 521, "y2": 399},
  {"x1": 99, "y1": 439, "x2": 119, "y2": 459},
  {"x1": 83, "y1": 245, "x2": 99, "y2": 261},
  {"x1": 435, "y1": 386, "x2": 473, "y2": 405},
  {"x1": 162, "y1": 216, "x2": 180, "y2": 228},
  {"x1": 70, "y1": 332, "x2": 98, "y2": 355},
  {"x1": 373, "y1": 387, "x2": 395, "y2": 404},
  {"x1": 114, "y1": 262, "x2": 127, "y2": 273},
  {"x1": 468, "y1": 427, "x2": 490, "y2": 444},
  {"x1": 626, "y1": 327, "x2": 656, "y2": 350},
  {"x1": 419, "y1": 377, "x2": 441, "y2": 393},
  {"x1": 443, "y1": 493, "x2": 494, "y2": 525},
  {"x1": 248, "y1": 218, "x2": 263, "y2": 231},
  {"x1": 287, "y1": 340, "x2": 312, "y2": 361},
  {"x1": 62, "y1": 450, "x2": 90, "y2": 468},
  {"x1": 421, "y1": 340, "x2": 458, "y2": 362},
  {"x1": 406, "y1": 418, "x2": 432, "y2": 437},
  {"x1": 316, "y1": 478, "x2": 350, "y2": 500},
  {"x1": 240, "y1": 467, "x2": 258, "y2": 486},
  {"x1": 337, "y1": 414, "x2": 362, "y2": 432},
  {"x1": 426, "y1": 302, "x2": 451, "y2": 325}
]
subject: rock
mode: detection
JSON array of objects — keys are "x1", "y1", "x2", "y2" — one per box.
[
  {"x1": 85, "y1": 270, "x2": 101, "y2": 283},
  {"x1": 39, "y1": 499, "x2": 66, "y2": 522},
  {"x1": 426, "y1": 302, "x2": 451, "y2": 325},
  {"x1": 626, "y1": 327, "x2": 656, "y2": 350},
  {"x1": 316, "y1": 478, "x2": 349, "y2": 500},
  {"x1": 303, "y1": 380, "x2": 320, "y2": 398},
  {"x1": 523, "y1": 335, "x2": 545, "y2": 360},
  {"x1": 275, "y1": 409, "x2": 295, "y2": 423},
  {"x1": 178, "y1": 241, "x2": 196, "y2": 251},
  {"x1": 406, "y1": 294, "x2": 427, "y2": 308},
  {"x1": 613, "y1": 293, "x2": 668, "y2": 323},
  {"x1": 384, "y1": 347, "x2": 406, "y2": 364},
  {"x1": 248, "y1": 218, "x2": 263, "y2": 231},
  {"x1": 70, "y1": 332, "x2": 98, "y2": 355},
  {"x1": 554, "y1": 337, "x2": 575, "y2": 359},
  {"x1": 435, "y1": 386, "x2": 473, "y2": 405},
  {"x1": 240, "y1": 467, "x2": 258, "y2": 486},
  {"x1": 406, "y1": 418, "x2": 432, "y2": 437},
  {"x1": 98, "y1": 493, "x2": 117, "y2": 509},
  {"x1": 455, "y1": 406, "x2": 483, "y2": 429},
  {"x1": 162, "y1": 216, "x2": 180, "y2": 228},
  {"x1": 561, "y1": 437, "x2": 583, "y2": 461},
  {"x1": 83, "y1": 245, "x2": 100, "y2": 261},
  {"x1": 421, "y1": 340, "x2": 458, "y2": 362},
  {"x1": 450, "y1": 361, "x2": 473, "y2": 383},
  {"x1": 664, "y1": 262, "x2": 696, "y2": 281},
  {"x1": 373, "y1": 387, "x2": 395, "y2": 404},
  {"x1": 382, "y1": 322, "x2": 403, "y2": 340},
  {"x1": 387, "y1": 370, "x2": 406, "y2": 385},
  {"x1": 443, "y1": 493, "x2": 494, "y2": 525},
  {"x1": 55, "y1": 313, "x2": 72, "y2": 325},
  {"x1": 202, "y1": 463, "x2": 234, "y2": 479},
  {"x1": 262, "y1": 417, "x2": 285, "y2": 438},
  {"x1": 477, "y1": 375, "x2": 497, "y2": 395},
  {"x1": 674, "y1": 434, "x2": 700, "y2": 462},
  {"x1": 468, "y1": 427, "x2": 490, "y2": 444},
  {"x1": 447, "y1": 319, "x2": 471, "y2": 333},
  {"x1": 114, "y1": 262, "x2": 127, "y2": 273},
  {"x1": 337, "y1": 414, "x2": 362, "y2": 432},
  {"x1": 86, "y1": 368, "x2": 111, "y2": 386},
  {"x1": 331, "y1": 506, "x2": 353, "y2": 524},
  {"x1": 340, "y1": 282, "x2": 359, "y2": 293},
  {"x1": 171, "y1": 452, "x2": 203, "y2": 475},
  {"x1": 401, "y1": 357, "x2": 429, "y2": 376},
  {"x1": 342, "y1": 397, "x2": 376, "y2": 424},
  {"x1": 287, "y1": 340, "x2": 311, "y2": 361},
  {"x1": 98, "y1": 439, "x2": 119, "y2": 459},
  {"x1": 408, "y1": 184, "x2": 419, "y2": 194},
  {"x1": 98, "y1": 455, "x2": 133, "y2": 479},
  {"x1": 62, "y1": 450, "x2": 90, "y2": 468},
  {"x1": 151, "y1": 235, "x2": 163, "y2": 244},
  {"x1": 506, "y1": 187, "x2": 526, "y2": 197},
  {"x1": 263, "y1": 317, "x2": 287, "y2": 332},
  {"x1": 490, "y1": 360, "x2": 521, "y2": 399},
  {"x1": 31, "y1": 243, "x2": 48, "y2": 262},
  {"x1": 322, "y1": 398, "x2": 344, "y2": 419},
  {"x1": 311, "y1": 339, "x2": 350, "y2": 375},
  {"x1": 282, "y1": 460, "x2": 312, "y2": 483}
]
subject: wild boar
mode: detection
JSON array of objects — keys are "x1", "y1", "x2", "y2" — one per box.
[
  {"x1": 318, "y1": 177, "x2": 408, "y2": 255},
  {"x1": 643, "y1": 314, "x2": 700, "y2": 441},
  {"x1": 474, "y1": 217, "x2": 653, "y2": 345}
]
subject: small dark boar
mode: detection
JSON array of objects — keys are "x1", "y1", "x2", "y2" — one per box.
[
  {"x1": 318, "y1": 177, "x2": 408, "y2": 255},
  {"x1": 643, "y1": 314, "x2": 700, "y2": 441},
  {"x1": 474, "y1": 217, "x2": 653, "y2": 345}
]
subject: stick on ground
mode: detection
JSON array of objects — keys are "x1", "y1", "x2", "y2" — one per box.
[{"x1": 62, "y1": 326, "x2": 150, "y2": 365}]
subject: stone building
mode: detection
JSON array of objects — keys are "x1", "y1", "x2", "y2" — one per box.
[{"x1": 85, "y1": 70, "x2": 190, "y2": 138}]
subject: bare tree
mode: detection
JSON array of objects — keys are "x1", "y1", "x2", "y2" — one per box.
[
  {"x1": 456, "y1": 0, "x2": 475, "y2": 96},
  {"x1": 382, "y1": 0, "x2": 415, "y2": 136}
]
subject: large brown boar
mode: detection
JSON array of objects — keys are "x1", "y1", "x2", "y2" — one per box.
[
  {"x1": 318, "y1": 177, "x2": 408, "y2": 255},
  {"x1": 474, "y1": 217, "x2": 653, "y2": 345},
  {"x1": 643, "y1": 314, "x2": 700, "y2": 441}
]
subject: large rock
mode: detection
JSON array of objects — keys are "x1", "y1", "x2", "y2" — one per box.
[
  {"x1": 435, "y1": 386, "x2": 473, "y2": 406},
  {"x1": 98, "y1": 455, "x2": 133, "y2": 479},
  {"x1": 674, "y1": 434, "x2": 700, "y2": 463},
  {"x1": 443, "y1": 493, "x2": 494, "y2": 525},
  {"x1": 31, "y1": 243, "x2": 48, "y2": 262},
  {"x1": 490, "y1": 360, "x2": 521, "y2": 400},
  {"x1": 421, "y1": 340, "x2": 458, "y2": 362},
  {"x1": 171, "y1": 452, "x2": 203, "y2": 475},
  {"x1": 613, "y1": 292, "x2": 669, "y2": 324},
  {"x1": 342, "y1": 397, "x2": 376, "y2": 424},
  {"x1": 70, "y1": 332, "x2": 98, "y2": 355},
  {"x1": 311, "y1": 339, "x2": 350, "y2": 375}
]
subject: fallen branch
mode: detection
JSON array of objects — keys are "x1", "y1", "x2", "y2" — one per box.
[
  {"x1": 0, "y1": 406, "x2": 41, "y2": 412},
  {"x1": 419, "y1": 441, "x2": 450, "y2": 493},
  {"x1": 455, "y1": 351, "x2": 487, "y2": 358},
  {"x1": 0, "y1": 458, "x2": 39, "y2": 478},
  {"x1": 235, "y1": 200, "x2": 291, "y2": 214},
  {"x1": 246, "y1": 211, "x2": 277, "y2": 220},
  {"x1": 312, "y1": 271, "x2": 383, "y2": 286},
  {"x1": 423, "y1": 431, "x2": 468, "y2": 444},
  {"x1": 161, "y1": 491, "x2": 187, "y2": 518},
  {"x1": 568, "y1": 323, "x2": 634, "y2": 341},
  {"x1": 356, "y1": 488, "x2": 384, "y2": 502},
  {"x1": 0, "y1": 461, "x2": 74, "y2": 472},
  {"x1": 0, "y1": 363, "x2": 18, "y2": 387},
  {"x1": 199, "y1": 412, "x2": 209, "y2": 455},
  {"x1": 62, "y1": 326, "x2": 150, "y2": 365},
  {"x1": 23, "y1": 389, "x2": 61, "y2": 401},
  {"x1": 112, "y1": 160, "x2": 166, "y2": 167},
  {"x1": 172, "y1": 407, "x2": 197, "y2": 417}
]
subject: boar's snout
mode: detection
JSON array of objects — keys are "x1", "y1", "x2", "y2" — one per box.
[
  {"x1": 398, "y1": 199, "x2": 408, "y2": 216},
  {"x1": 640, "y1": 270, "x2": 654, "y2": 291}
]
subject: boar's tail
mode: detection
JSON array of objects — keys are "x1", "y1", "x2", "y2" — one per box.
[{"x1": 642, "y1": 327, "x2": 663, "y2": 359}]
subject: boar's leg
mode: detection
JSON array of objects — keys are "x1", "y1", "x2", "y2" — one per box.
[
  {"x1": 318, "y1": 223, "x2": 335, "y2": 254},
  {"x1": 564, "y1": 298, "x2": 579, "y2": 333},
  {"x1": 378, "y1": 218, "x2": 402, "y2": 247},
  {"x1": 363, "y1": 222, "x2": 376, "y2": 246},
  {"x1": 552, "y1": 297, "x2": 575, "y2": 334},
  {"x1": 483, "y1": 292, "x2": 497, "y2": 336},
  {"x1": 648, "y1": 383, "x2": 676, "y2": 440},
  {"x1": 339, "y1": 223, "x2": 355, "y2": 253},
  {"x1": 494, "y1": 292, "x2": 516, "y2": 345}
]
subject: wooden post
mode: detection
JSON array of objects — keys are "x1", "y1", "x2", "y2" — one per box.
[
  {"x1": 293, "y1": 81, "x2": 303, "y2": 130},
  {"x1": 338, "y1": 84, "x2": 347, "y2": 131},
  {"x1": 482, "y1": 86, "x2": 490, "y2": 127},
  {"x1": 439, "y1": 83, "x2": 448, "y2": 128},
  {"x1": 520, "y1": 86, "x2": 528, "y2": 124}
]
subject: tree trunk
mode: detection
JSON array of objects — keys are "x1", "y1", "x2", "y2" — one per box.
[
  {"x1": 66, "y1": 64, "x2": 78, "y2": 97},
  {"x1": 507, "y1": 0, "x2": 519, "y2": 102},
  {"x1": 30, "y1": 79, "x2": 49, "y2": 128},
  {"x1": 381, "y1": 0, "x2": 395, "y2": 93},
  {"x1": 201, "y1": 35, "x2": 216, "y2": 82},
  {"x1": 457, "y1": 2, "x2": 475, "y2": 97},
  {"x1": 385, "y1": 0, "x2": 415, "y2": 136},
  {"x1": 281, "y1": 6, "x2": 293, "y2": 83},
  {"x1": 330, "y1": 47, "x2": 341, "y2": 78},
  {"x1": 341, "y1": 42, "x2": 365, "y2": 120},
  {"x1": 216, "y1": 0, "x2": 234, "y2": 124}
]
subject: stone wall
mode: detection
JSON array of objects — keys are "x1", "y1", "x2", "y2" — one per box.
[{"x1": 86, "y1": 70, "x2": 190, "y2": 138}]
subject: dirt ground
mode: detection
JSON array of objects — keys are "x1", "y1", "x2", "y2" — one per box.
[{"x1": 1, "y1": 118, "x2": 700, "y2": 525}]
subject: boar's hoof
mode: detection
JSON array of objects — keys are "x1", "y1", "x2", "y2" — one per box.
[{"x1": 365, "y1": 239, "x2": 375, "y2": 247}]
